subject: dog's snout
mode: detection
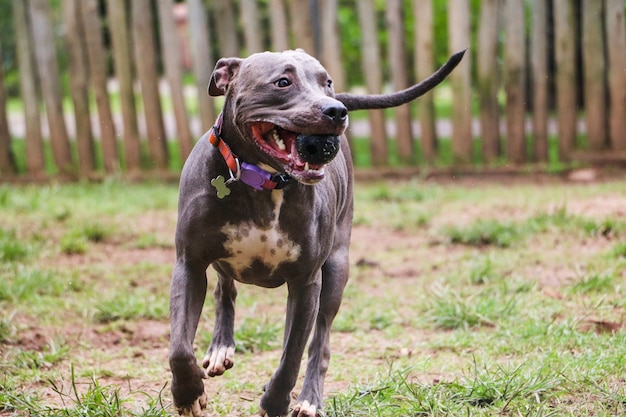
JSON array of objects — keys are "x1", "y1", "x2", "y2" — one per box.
[{"x1": 322, "y1": 104, "x2": 348, "y2": 125}]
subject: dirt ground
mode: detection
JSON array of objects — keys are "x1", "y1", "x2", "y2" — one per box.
[
  {"x1": 3, "y1": 171, "x2": 626, "y2": 416},
  {"x1": 8, "y1": 223, "x2": 428, "y2": 411}
]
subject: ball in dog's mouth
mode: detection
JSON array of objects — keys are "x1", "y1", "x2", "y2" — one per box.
[
  {"x1": 249, "y1": 122, "x2": 342, "y2": 184},
  {"x1": 295, "y1": 134, "x2": 341, "y2": 165}
]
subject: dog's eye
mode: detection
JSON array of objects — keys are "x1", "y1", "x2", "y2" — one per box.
[
  {"x1": 326, "y1": 79, "x2": 333, "y2": 88},
  {"x1": 274, "y1": 78, "x2": 291, "y2": 88}
]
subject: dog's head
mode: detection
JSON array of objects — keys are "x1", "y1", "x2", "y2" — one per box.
[{"x1": 208, "y1": 50, "x2": 348, "y2": 184}]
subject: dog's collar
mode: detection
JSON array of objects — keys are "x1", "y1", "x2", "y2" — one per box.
[{"x1": 207, "y1": 114, "x2": 293, "y2": 195}]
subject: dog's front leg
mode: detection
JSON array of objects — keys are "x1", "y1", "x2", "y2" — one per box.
[
  {"x1": 169, "y1": 260, "x2": 209, "y2": 416},
  {"x1": 296, "y1": 249, "x2": 350, "y2": 417},
  {"x1": 260, "y1": 277, "x2": 322, "y2": 417},
  {"x1": 202, "y1": 272, "x2": 237, "y2": 376}
]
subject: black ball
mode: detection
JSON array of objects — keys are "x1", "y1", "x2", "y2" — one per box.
[{"x1": 295, "y1": 134, "x2": 341, "y2": 165}]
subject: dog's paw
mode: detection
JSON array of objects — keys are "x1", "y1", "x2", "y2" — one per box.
[
  {"x1": 259, "y1": 398, "x2": 315, "y2": 417},
  {"x1": 202, "y1": 345, "x2": 235, "y2": 376},
  {"x1": 291, "y1": 400, "x2": 317, "y2": 417},
  {"x1": 258, "y1": 406, "x2": 289, "y2": 417},
  {"x1": 258, "y1": 392, "x2": 292, "y2": 417},
  {"x1": 176, "y1": 391, "x2": 208, "y2": 417}
]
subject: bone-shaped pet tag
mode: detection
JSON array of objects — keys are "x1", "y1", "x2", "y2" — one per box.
[{"x1": 211, "y1": 175, "x2": 231, "y2": 199}]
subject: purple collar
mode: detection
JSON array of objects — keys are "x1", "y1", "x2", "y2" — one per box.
[{"x1": 238, "y1": 162, "x2": 293, "y2": 190}]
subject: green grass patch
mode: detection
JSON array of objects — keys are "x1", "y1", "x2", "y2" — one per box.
[
  {"x1": 0, "y1": 311, "x2": 16, "y2": 343},
  {"x1": 609, "y1": 242, "x2": 626, "y2": 259},
  {"x1": 0, "y1": 228, "x2": 34, "y2": 262},
  {"x1": 569, "y1": 271, "x2": 618, "y2": 295},
  {"x1": 1, "y1": 366, "x2": 170, "y2": 416},
  {"x1": 327, "y1": 361, "x2": 564, "y2": 417},
  {"x1": 12, "y1": 339, "x2": 69, "y2": 371},
  {"x1": 0, "y1": 267, "x2": 67, "y2": 302},
  {"x1": 234, "y1": 316, "x2": 282, "y2": 353},
  {"x1": 426, "y1": 286, "x2": 517, "y2": 330},
  {"x1": 94, "y1": 289, "x2": 169, "y2": 323},
  {"x1": 442, "y1": 219, "x2": 523, "y2": 248}
]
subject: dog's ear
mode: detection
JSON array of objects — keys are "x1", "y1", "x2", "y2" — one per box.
[{"x1": 208, "y1": 57, "x2": 243, "y2": 96}]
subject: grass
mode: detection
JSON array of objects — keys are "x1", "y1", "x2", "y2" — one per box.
[
  {"x1": 94, "y1": 289, "x2": 170, "y2": 323},
  {"x1": 425, "y1": 285, "x2": 518, "y2": 330},
  {"x1": 0, "y1": 228, "x2": 34, "y2": 262},
  {"x1": 1, "y1": 366, "x2": 170, "y2": 417},
  {"x1": 442, "y1": 219, "x2": 523, "y2": 248},
  {"x1": 1, "y1": 177, "x2": 626, "y2": 416},
  {"x1": 440, "y1": 206, "x2": 626, "y2": 249},
  {"x1": 234, "y1": 316, "x2": 283, "y2": 354},
  {"x1": 327, "y1": 361, "x2": 565, "y2": 416}
]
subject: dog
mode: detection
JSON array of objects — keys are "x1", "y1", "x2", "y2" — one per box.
[{"x1": 168, "y1": 48, "x2": 465, "y2": 417}]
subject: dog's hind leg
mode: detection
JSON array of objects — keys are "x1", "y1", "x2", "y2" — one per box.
[
  {"x1": 202, "y1": 273, "x2": 237, "y2": 377},
  {"x1": 169, "y1": 260, "x2": 209, "y2": 416}
]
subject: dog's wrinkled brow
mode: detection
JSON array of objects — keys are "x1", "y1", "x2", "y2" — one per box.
[{"x1": 278, "y1": 65, "x2": 297, "y2": 76}]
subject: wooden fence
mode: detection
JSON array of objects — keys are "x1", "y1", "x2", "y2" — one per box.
[{"x1": 0, "y1": 0, "x2": 624, "y2": 180}]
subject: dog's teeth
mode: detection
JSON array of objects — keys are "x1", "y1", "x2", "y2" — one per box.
[
  {"x1": 272, "y1": 129, "x2": 286, "y2": 150},
  {"x1": 305, "y1": 162, "x2": 310, "y2": 172}
]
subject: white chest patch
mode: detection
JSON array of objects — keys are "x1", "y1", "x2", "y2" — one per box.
[{"x1": 220, "y1": 192, "x2": 301, "y2": 279}]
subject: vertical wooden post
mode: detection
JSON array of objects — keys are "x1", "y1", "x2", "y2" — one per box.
[
  {"x1": 357, "y1": 0, "x2": 387, "y2": 166},
  {"x1": 477, "y1": 0, "x2": 501, "y2": 163},
  {"x1": 188, "y1": 0, "x2": 216, "y2": 133},
  {"x1": 157, "y1": 0, "x2": 194, "y2": 161},
  {"x1": 530, "y1": 0, "x2": 549, "y2": 162},
  {"x1": 214, "y1": 0, "x2": 240, "y2": 57},
  {"x1": 320, "y1": 0, "x2": 345, "y2": 92},
  {"x1": 0, "y1": 46, "x2": 17, "y2": 175},
  {"x1": 582, "y1": 0, "x2": 607, "y2": 151},
  {"x1": 605, "y1": 0, "x2": 626, "y2": 151},
  {"x1": 62, "y1": 0, "x2": 96, "y2": 175},
  {"x1": 289, "y1": 0, "x2": 316, "y2": 53},
  {"x1": 413, "y1": 0, "x2": 438, "y2": 162},
  {"x1": 29, "y1": 0, "x2": 74, "y2": 176},
  {"x1": 82, "y1": 0, "x2": 119, "y2": 172},
  {"x1": 132, "y1": 0, "x2": 168, "y2": 170},
  {"x1": 386, "y1": 0, "x2": 413, "y2": 164},
  {"x1": 107, "y1": 0, "x2": 142, "y2": 174},
  {"x1": 240, "y1": 0, "x2": 264, "y2": 54},
  {"x1": 553, "y1": 0, "x2": 577, "y2": 160},
  {"x1": 12, "y1": 0, "x2": 44, "y2": 177},
  {"x1": 320, "y1": 0, "x2": 350, "y2": 148},
  {"x1": 310, "y1": 0, "x2": 322, "y2": 56},
  {"x1": 448, "y1": 0, "x2": 473, "y2": 163},
  {"x1": 268, "y1": 0, "x2": 290, "y2": 51},
  {"x1": 503, "y1": 0, "x2": 526, "y2": 164}
]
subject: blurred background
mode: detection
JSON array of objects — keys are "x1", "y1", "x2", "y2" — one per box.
[{"x1": 0, "y1": 0, "x2": 624, "y2": 180}]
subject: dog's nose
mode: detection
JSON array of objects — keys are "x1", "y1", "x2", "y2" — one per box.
[{"x1": 322, "y1": 104, "x2": 348, "y2": 125}]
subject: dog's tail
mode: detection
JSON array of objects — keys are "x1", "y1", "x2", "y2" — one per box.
[{"x1": 335, "y1": 49, "x2": 467, "y2": 111}]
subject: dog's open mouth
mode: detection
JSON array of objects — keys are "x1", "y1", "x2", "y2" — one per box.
[{"x1": 249, "y1": 122, "x2": 340, "y2": 183}]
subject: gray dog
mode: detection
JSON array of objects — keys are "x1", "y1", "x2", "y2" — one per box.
[{"x1": 169, "y1": 48, "x2": 465, "y2": 417}]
